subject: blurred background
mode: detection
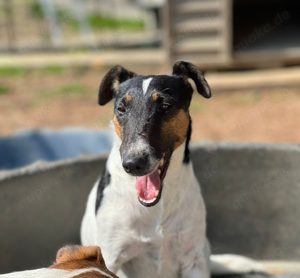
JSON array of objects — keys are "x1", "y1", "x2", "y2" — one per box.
[
  {"x1": 0, "y1": 1, "x2": 300, "y2": 273},
  {"x1": 0, "y1": 0, "x2": 300, "y2": 168}
]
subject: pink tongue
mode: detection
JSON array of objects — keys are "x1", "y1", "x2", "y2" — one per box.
[{"x1": 136, "y1": 169, "x2": 161, "y2": 201}]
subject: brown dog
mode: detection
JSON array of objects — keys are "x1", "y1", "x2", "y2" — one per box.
[{"x1": 0, "y1": 245, "x2": 118, "y2": 278}]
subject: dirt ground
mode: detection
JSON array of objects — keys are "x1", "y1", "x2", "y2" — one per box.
[{"x1": 0, "y1": 67, "x2": 300, "y2": 143}]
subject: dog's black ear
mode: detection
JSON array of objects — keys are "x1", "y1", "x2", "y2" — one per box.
[
  {"x1": 98, "y1": 65, "x2": 136, "y2": 105},
  {"x1": 172, "y1": 61, "x2": 211, "y2": 98}
]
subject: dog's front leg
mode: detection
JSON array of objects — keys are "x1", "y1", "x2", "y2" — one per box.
[
  {"x1": 180, "y1": 237, "x2": 210, "y2": 278},
  {"x1": 181, "y1": 245, "x2": 210, "y2": 278},
  {"x1": 182, "y1": 267, "x2": 209, "y2": 278},
  {"x1": 181, "y1": 260, "x2": 210, "y2": 278}
]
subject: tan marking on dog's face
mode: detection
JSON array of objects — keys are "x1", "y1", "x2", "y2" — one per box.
[
  {"x1": 113, "y1": 115, "x2": 123, "y2": 138},
  {"x1": 151, "y1": 91, "x2": 160, "y2": 102},
  {"x1": 124, "y1": 94, "x2": 132, "y2": 104},
  {"x1": 161, "y1": 109, "x2": 189, "y2": 149}
]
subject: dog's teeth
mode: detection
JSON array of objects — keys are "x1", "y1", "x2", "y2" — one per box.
[{"x1": 140, "y1": 197, "x2": 156, "y2": 204}]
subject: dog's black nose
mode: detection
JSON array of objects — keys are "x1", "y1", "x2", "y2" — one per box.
[{"x1": 122, "y1": 155, "x2": 149, "y2": 175}]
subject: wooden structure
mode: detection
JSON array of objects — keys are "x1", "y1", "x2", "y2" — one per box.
[
  {"x1": 164, "y1": 0, "x2": 300, "y2": 68},
  {"x1": 0, "y1": 0, "x2": 156, "y2": 53}
]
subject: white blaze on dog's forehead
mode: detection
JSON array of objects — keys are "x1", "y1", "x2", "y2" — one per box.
[{"x1": 142, "y1": 78, "x2": 153, "y2": 95}]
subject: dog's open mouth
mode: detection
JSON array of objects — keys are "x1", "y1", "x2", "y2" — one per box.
[{"x1": 135, "y1": 154, "x2": 170, "y2": 207}]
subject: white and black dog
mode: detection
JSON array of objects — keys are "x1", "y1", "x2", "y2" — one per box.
[{"x1": 81, "y1": 62, "x2": 265, "y2": 278}]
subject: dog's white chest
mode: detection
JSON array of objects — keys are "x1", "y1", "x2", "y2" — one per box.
[
  {"x1": 81, "y1": 143, "x2": 209, "y2": 278},
  {"x1": 114, "y1": 213, "x2": 206, "y2": 278}
]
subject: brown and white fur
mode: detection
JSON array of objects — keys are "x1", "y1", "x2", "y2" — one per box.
[{"x1": 0, "y1": 246, "x2": 118, "y2": 278}]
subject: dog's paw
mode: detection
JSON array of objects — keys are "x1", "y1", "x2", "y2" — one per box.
[{"x1": 210, "y1": 254, "x2": 266, "y2": 275}]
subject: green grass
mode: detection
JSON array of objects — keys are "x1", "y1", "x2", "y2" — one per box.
[
  {"x1": 29, "y1": 1, "x2": 44, "y2": 19},
  {"x1": 29, "y1": 2, "x2": 144, "y2": 31},
  {"x1": 29, "y1": 2, "x2": 79, "y2": 30},
  {"x1": 0, "y1": 85, "x2": 11, "y2": 96},
  {"x1": 41, "y1": 83, "x2": 88, "y2": 99},
  {"x1": 57, "y1": 9, "x2": 80, "y2": 30},
  {"x1": 40, "y1": 65, "x2": 67, "y2": 75},
  {"x1": 88, "y1": 13, "x2": 145, "y2": 31},
  {"x1": 0, "y1": 67, "x2": 28, "y2": 77},
  {"x1": 0, "y1": 65, "x2": 68, "y2": 77}
]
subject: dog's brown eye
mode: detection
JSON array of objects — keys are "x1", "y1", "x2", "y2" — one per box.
[
  {"x1": 159, "y1": 103, "x2": 171, "y2": 112},
  {"x1": 117, "y1": 105, "x2": 126, "y2": 114}
]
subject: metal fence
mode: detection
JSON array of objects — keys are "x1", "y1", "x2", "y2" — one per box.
[{"x1": 0, "y1": 0, "x2": 160, "y2": 53}]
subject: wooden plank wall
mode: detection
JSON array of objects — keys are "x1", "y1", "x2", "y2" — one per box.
[{"x1": 164, "y1": 0, "x2": 232, "y2": 67}]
